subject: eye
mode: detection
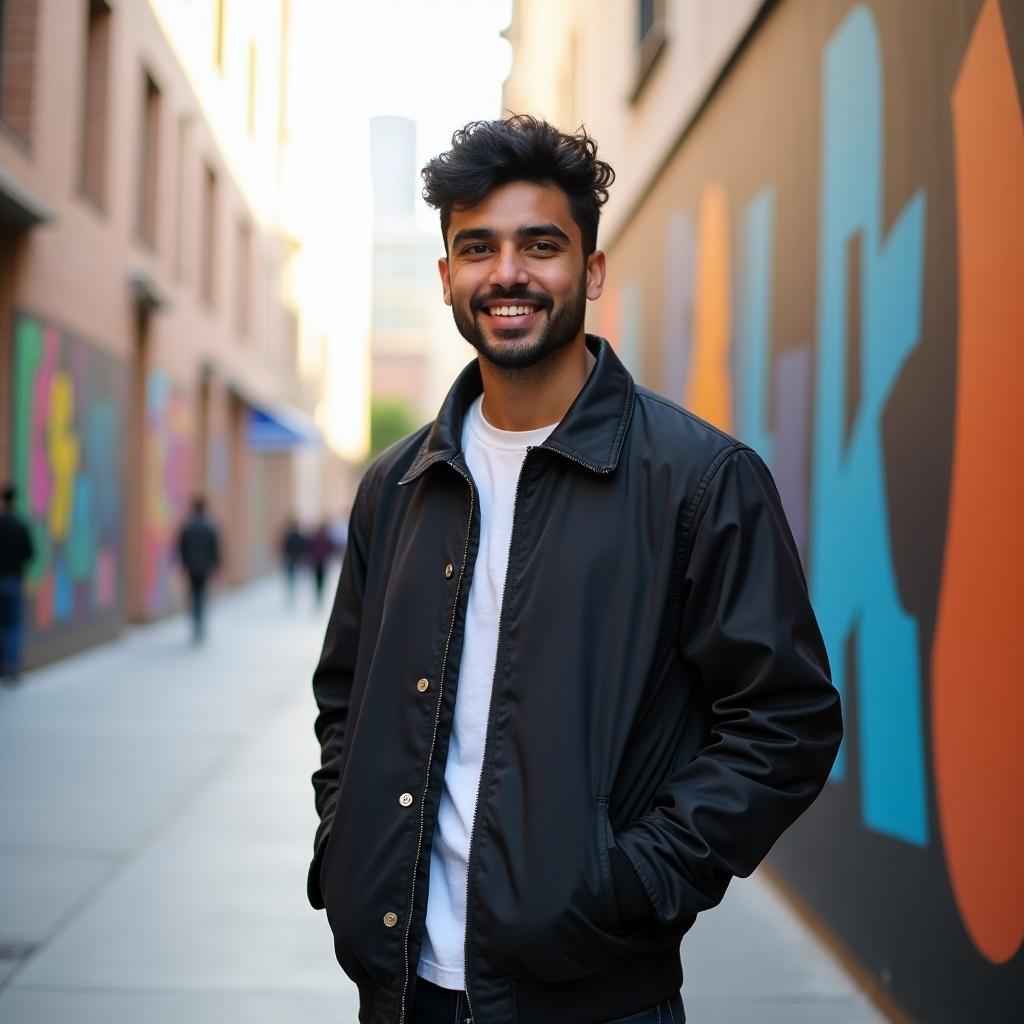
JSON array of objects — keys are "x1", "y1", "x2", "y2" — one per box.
[
  {"x1": 462, "y1": 244, "x2": 490, "y2": 256},
  {"x1": 529, "y1": 241, "x2": 559, "y2": 254}
]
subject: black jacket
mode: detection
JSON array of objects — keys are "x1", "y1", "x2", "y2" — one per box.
[
  {"x1": 309, "y1": 336, "x2": 842, "y2": 1024},
  {"x1": 177, "y1": 516, "x2": 220, "y2": 579}
]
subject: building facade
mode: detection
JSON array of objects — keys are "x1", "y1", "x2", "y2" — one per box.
[
  {"x1": 0, "y1": 0, "x2": 360, "y2": 665},
  {"x1": 504, "y1": 1, "x2": 1023, "y2": 1020},
  {"x1": 368, "y1": 115, "x2": 467, "y2": 429}
]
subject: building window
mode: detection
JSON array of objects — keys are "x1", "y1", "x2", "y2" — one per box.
[
  {"x1": 138, "y1": 70, "x2": 161, "y2": 246},
  {"x1": 631, "y1": 0, "x2": 667, "y2": 103},
  {"x1": 174, "y1": 114, "x2": 190, "y2": 282},
  {"x1": 246, "y1": 39, "x2": 256, "y2": 136},
  {"x1": 201, "y1": 163, "x2": 217, "y2": 306},
  {"x1": 79, "y1": 0, "x2": 111, "y2": 207},
  {"x1": 235, "y1": 217, "x2": 251, "y2": 336},
  {"x1": 214, "y1": 0, "x2": 226, "y2": 72},
  {"x1": 0, "y1": 0, "x2": 40, "y2": 144}
]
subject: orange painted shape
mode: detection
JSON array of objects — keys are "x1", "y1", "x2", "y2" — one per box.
[
  {"x1": 685, "y1": 184, "x2": 732, "y2": 431},
  {"x1": 933, "y1": 0, "x2": 1024, "y2": 965}
]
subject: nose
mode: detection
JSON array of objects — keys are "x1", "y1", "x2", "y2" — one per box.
[{"x1": 488, "y1": 243, "x2": 529, "y2": 291}]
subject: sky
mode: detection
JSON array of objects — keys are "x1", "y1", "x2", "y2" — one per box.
[
  {"x1": 288, "y1": 0, "x2": 514, "y2": 230},
  {"x1": 282, "y1": 0, "x2": 514, "y2": 456}
]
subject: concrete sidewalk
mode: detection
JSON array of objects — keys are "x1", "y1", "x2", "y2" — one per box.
[{"x1": 0, "y1": 578, "x2": 885, "y2": 1023}]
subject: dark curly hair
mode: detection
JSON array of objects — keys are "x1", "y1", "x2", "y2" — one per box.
[{"x1": 421, "y1": 115, "x2": 615, "y2": 255}]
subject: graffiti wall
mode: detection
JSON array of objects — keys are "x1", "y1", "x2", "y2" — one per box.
[
  {"x1": 599, "y1": 0, "x2": 1022, "y2": 1019},
  {"x1": 143, "y1": 371, "x2": 194, "y2": 617},
  {"x1": 10, "y1": 313, "x2": 125, "y2": 647}
]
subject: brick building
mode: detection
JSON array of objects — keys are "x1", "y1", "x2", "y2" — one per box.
[{"x1": 0, "y1": 0, "x2": 362, "y2": 666}]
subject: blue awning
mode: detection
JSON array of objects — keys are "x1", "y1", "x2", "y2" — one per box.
[{"x1": 246, "y1": 405, "x2": 321, "y2": 450}]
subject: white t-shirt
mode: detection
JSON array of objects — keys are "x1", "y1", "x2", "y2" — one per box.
[{"x1": 417, "y1": 394, "x2": 557, "y2": 990}]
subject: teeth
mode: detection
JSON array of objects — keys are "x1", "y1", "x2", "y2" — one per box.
[{"x1": 490, "y1": 305, "x2": 535, "y2": 317}]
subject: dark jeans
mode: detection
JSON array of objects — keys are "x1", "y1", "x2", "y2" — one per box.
[
  {"x1": 410, "y1": 977, "x2": 685, "y2": 1024},
  {"x1": 187, "y1": 572, "x2": 208, "y2": 642},
  {"x1": 0, "y1": 576, "x2": 25, "y2": 674}
]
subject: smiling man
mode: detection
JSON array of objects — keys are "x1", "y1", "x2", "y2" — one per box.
[{"x1": 308, "y1": 116, "x2": 843, "y2": 1024}]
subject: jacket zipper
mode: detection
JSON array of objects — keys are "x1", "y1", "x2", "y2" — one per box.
[
  {"x1": 398, "y1": 460, "x2": 475, "y2": 1024},
  {"x1": 460, "y1": 446, "x2": 538, "y2": 1023},
  {"x1": 407, "y1": 445, "x2": 609, "y2": 1023}
]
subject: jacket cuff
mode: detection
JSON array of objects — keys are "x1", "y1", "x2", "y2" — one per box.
[
  {"x1": 609, "y1": 845, "x2": 653, "y2": 925},
  {"x1": 307, "y1": 830, "x2": 330, "y2": 910}
]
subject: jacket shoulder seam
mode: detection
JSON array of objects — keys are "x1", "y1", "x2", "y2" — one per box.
[
  {"x1": 671, "y1": 444, "x2": 751, "y2": 624},
  {"x1": 634, "y1": 388, "x2": 742, "y2": 448}
]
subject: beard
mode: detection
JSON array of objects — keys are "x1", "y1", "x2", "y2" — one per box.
[{"x1": 451, "y1": 273, "x2": 587, "y2": 371}]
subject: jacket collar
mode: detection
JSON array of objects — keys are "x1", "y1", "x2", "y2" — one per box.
[{"x1": 399, "y1": 334, "x2": 635, "y2": 485}]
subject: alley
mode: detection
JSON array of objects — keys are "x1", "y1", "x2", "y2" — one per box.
[{"x1": 0, "y1": 579, "x2": 884, "y2": 1023}]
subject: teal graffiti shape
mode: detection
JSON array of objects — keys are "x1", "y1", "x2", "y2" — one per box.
[
  {"x1": 809, "y1": 5, "x2": 928, "y2": 845},
  {"x1": 736, "y1": 188, "x2": 776, "y2": 467},
  {"x1": 11, "y1": 316, "x2": 51, "y2": 580}
]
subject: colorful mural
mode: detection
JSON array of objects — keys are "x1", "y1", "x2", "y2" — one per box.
[
  {"x1": 142, "y1": 371, "x2": 194, "y2": 617},
  {"x1": 10, "y1": 313, "x2": 124, "y2": 639},
  {"x1": 602, "y1": 0, "x2": 1023, "y2": 1018}
]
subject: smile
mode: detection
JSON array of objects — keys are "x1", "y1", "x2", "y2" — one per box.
[{"x1": 482, "y1": 303, "x2": 543, "y2": 321}]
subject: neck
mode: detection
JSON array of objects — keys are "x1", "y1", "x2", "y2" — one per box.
[{"x1": 478, "y1": 334, "x2": 595, "y2": 431}]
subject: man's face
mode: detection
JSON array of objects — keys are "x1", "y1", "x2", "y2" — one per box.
[{"x1": 438, "y1": 181, "x2": 605, "y2": 370}]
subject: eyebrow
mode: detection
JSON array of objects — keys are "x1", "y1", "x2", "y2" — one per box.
[
  {"x1": 450, "y1": 223, "x2": 572, "y2": 248},
  {"x1": 517, "y1": 223, "x2": 571, "y2": 243}
]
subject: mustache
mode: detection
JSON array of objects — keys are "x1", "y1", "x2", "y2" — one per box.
[{"x1": 470, "y1": 289, "x2": 553, "y2": 315}]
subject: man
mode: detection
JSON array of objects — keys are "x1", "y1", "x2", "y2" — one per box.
[
  {"x1": 309, "y1": 116, "x2": 842, "y2": 1024},
  {"x1": 0, "y1": 483, "x2": 35, "y2": 683},
  {"x1": 176, "y1": 496, "x2": 220, "y2": 644}
]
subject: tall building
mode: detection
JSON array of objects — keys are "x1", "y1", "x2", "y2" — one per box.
[
  {"x1": 0, "y1": 0, "x2": 363, "y2": 666},
  {"x1": 368, "y1": 115, "x2": 453, "y2": 426},
  {"x1": 503, "y1": 2, "x2": 1024, "y2": 1021},
  {"x1": 370, "y1": 115, "x2": 417, "y2": 223}
]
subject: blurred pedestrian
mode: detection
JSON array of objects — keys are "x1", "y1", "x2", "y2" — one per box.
[
  {"x1": 0, "y1": 483, "x2": 35, "y2": 683},
  {"x1": 305, "y1": 520, "x2": 335, "y2": 607},
  {"x1": 280, "y1": 517, "x2": 306, "y2": 606},
  {"x1": 177, "y1": 496, "x2": 221, "y2": 644}
]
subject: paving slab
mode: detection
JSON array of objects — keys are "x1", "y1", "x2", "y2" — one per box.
[{"x1": 0, "y1": 849, "x2": 116, "y2": 943}]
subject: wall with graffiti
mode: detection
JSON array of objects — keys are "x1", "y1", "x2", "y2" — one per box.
[
  {"x1": 599, "y1": 0, "x2": 1022, "y2": 1018},
  {"x1": 143, "y1": 371, "x2": 194, "y2": 617},
  {"x1": 10, "y1": 313, "x2": 125, "y2": 647}
]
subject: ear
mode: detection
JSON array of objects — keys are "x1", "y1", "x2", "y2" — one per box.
[
  {"x1": 438, "y1": 257, "x2": 452, "y2": 306},
  {"x1": 585, "y1": 250, "x2": 606, "y2": 301}
]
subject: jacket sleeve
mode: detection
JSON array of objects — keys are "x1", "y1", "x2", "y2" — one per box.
[
  {"x1": 611, "y1": 446, "x2": 843, "y2": 926},
  {"x1": 306, "y1": 472, "x2": 374, "y2": 910}
]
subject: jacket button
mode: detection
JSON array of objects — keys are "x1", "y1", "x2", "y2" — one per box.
[
  {"x1": 416, "y1": 677, "x2": 430, "y2": 693},
  {"x1": 399, "y1": 792, "x2": 413, "y2": 807},
  {"x1": 444, "y1": 562, "x2": 454, "y2": 578},
  {"x1": 383, "y1": 911, "x2": 398, "y2": 928}
]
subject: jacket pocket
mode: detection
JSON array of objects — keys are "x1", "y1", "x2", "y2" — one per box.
[{"x1": 595, "y1": 796, "x2": 623, "y2": 934}]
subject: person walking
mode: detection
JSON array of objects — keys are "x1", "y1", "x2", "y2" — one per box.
[
  {"x1": 176, "y1": 496, "x2": 221, "y2": 644},
  {"x1": 306, "y1": 520, "x2": 335, "y2": 608},
  {"x1": 281, "y1": 517, "x2": 306, "y2": 606},
  {"x1": 0, "y1": 483, "x2": 35, "y2": 683},
  {"x1": 307, "y1": 117, "x2": 843, "y2": 1024}
]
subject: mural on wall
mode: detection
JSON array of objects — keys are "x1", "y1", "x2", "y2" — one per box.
[
  {"x1": 10, "y1": 313, "x2": 124, "y2": 641},
  {"x1": 602, "y1": 0, "x2": 1022, "y2": 1019},
  {"x1": 143, "y1": 371, "x2": 194, "y2": 617}
]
